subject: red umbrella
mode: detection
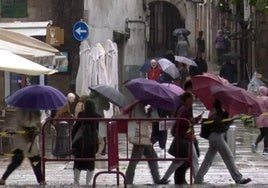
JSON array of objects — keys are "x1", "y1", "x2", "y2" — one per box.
[
  {"x1": 192, "y1": 73, "x2": 229, "y2": 110},
  {"x1": 211, "y1": 85, "x2": 262, "y2": 116}
]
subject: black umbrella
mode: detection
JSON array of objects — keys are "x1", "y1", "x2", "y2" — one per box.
[
  {"x1": 89, "y1": 85, "x2": 127, "y2": 107},
  {"x1": 173, "y1": 28, "x2": 191, "y2": 37},
  {"x1": 219, "y1": 52, "x2": 240, "y2": 62}
]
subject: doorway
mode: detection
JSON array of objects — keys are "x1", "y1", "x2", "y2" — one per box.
[{"x1": 148, "y1": 1, "x2": 184, "y2": 58}]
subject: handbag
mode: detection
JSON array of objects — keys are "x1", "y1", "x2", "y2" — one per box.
[
  {"x1": 129, "y1": 121, "x2": 151, "y2": 145},
  {"x1": 200, "y1": 119, "x2": 212, "y2": 139}
]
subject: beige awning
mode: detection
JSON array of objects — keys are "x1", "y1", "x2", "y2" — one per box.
[
  {"x1": 0, "y1": 21, "x2": 50, "y2": 36},
  {"x1": 0, "y1": 29, "x2": 58, "y2": 54},
  {"x1": 0, "y1": 50, "x2": 57, "y2": 75}
]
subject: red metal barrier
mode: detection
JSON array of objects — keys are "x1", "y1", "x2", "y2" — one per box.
[{"x1": 41, "y1": 117, "x2": 193, "y2": 187}]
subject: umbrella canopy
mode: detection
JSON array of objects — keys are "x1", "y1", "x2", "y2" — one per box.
[
  {"x1": 125, "y1": 78, "x2": 181, "y2": 110},
  {"x1": 175, "y1": 56, "x2": 197, "y2": 67},
  {"x1": 255, "y1": 96, "x2": 268, "y2": 128},
  {"x1": 76, "y1": 40, "x2": 91, "y2": 96},
  {"x1": 158, "y1": 58, "x2": 180, "y2": 79},
  {"x1": 211, "y1": 85, "x2": 262, "y2": 116},
  {"x1": 219, "y1": 52, "x2": 240, "y2": 62},
  {"x1": 173, "y1": 28, "x2": 191, "y2": 37},
  {"x1": 7, "y1": 85, "x2": 67, "y2": 110},
  {"x1": 0, "y1": 29, "x2": 59, "y2": 53},
  {"x1": 192, "y1": 73, "x2": 229, "y2": 110},
  {"x1": 0, "y1": 39, "x2": 55, "y2": 59},
  {"x1": 161, "y1": 83, "x2": 185, "y2": 96},
  {"x1": 0, "y1": 50, "x2": 57, "y2": 75},
  {"x1": 89, "y1": 84, "x2": 127, "y2": 107}
]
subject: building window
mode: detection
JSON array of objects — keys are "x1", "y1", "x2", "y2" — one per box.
[{"x1": 1, "y1": 0, "x2": 28, "y2": 18}]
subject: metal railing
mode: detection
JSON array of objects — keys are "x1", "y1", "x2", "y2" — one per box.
[{"x1": 41, "y1": 117, "x2": 193, "y2": 187}]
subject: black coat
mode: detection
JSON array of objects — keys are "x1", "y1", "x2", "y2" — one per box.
[{"x1": 71, "y1": 111, "x2": 101, "y2": 171}]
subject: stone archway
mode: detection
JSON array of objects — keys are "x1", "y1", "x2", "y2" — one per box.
[{"x1": 147, "y1": 0, "x2": 185, "y2": 57}]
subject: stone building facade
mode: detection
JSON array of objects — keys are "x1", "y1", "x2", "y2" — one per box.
[
  {"x1": 84, "y1": 0, "x2": 197, "y2": 95},
  {"x1": 0, "y1": 0, "x2": 83, "y2": 104}
]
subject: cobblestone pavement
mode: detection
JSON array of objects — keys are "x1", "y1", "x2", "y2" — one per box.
[{"x1": 0, "y1": 102, "x2": 267, "y2": 187}]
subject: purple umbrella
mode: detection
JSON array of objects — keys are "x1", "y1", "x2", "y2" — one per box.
[
  {"x1": 125, "y1": 78, "x2": 182, "y2": 110},
  {"x1": 161, "y1": 83, "x2": 185, "y2": 96},
  {"x1": 7, "y1": 85, "x2": 67, "y2": 110}
]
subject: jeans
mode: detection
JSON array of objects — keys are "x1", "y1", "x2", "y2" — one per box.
[
  {"x1": 125, "y1": 144, "x2": 160, "y2": 184},
  {"x1": 195, "y1": 132, "x2": 243, "y2": 183},
  {"x1": 163, "y1": 143, "x2": 199, "y2": 180}
]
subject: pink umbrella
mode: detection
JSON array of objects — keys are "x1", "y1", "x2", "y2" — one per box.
[
  {"x1": 211, "y1": 85, "x2": 262, "y2": 116},
  {"x1": 192, "y1": 73, "x2": 229, "y2": 110}
]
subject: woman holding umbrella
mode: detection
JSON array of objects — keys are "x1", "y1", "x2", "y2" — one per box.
[
  {"x1": 195, "y1": 99, "x2": 251, "y2": 185},
  {"x1": 159, "y1": 92, "x2": 201, "y2": 184},
  {"x1": 0, "y1": 109, "x2": 44, "y2": 185},
  {"x1": 71, "y1": 100, "x2": 101, "y2": 185},
  {"x1": 1, "y1": 85, "x2": 68, "y2": 186}
]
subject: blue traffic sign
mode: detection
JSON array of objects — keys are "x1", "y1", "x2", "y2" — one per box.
[{"x1": 73, "y1": 21, "x2": 89, "y2": 41}]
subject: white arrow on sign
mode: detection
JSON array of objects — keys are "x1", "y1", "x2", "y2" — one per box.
[{"x1": 75, "y1": 27, "x2": 87, "y2": 35}]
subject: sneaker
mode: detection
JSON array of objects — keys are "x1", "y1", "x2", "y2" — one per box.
[
  {"x1": 0, "y1": 179, "x2": 5, "y2": 185},
  {"x1": 157, "y1": 178, "x2": 170, "y2": 184},
  {"x1": 251, "y1": 143, "x2": 257, "y2": 153},
  {"x1": 236, "y1": 178, "x2": 251, "y2": 184}
]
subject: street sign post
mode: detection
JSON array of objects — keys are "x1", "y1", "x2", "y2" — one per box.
[{"x1": 72, "y1": 21, "x2": 89, "y2": 41}]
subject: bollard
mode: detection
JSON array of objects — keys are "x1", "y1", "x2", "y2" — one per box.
[
  {"x1": 52, "y1": 121, "x2": 70, "y2": 157},
  {"x1": 227, "y1": 125, "x2": 236, "y2": 158}
]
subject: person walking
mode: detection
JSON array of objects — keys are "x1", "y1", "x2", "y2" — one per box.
[
  {"x1": 125, "y1": 103, "x2": 160, "y2": 185},
  {"x1": 54, "y1": 92, "x2": 76, "y2": 119},
  {"x1": 252, "y1": 86, "x2": 268, "y2": 156},
  {"x1": 175, "y1": 34, "x2": 189, "y2": 57},
  {"x1": 71, "y1": 100, "x2": 101, "y2": 185},
  {"x1": 215, "y1": 30, "x2": 226, "y2": 65},
  {"x1": 196, "y1": 30, "x2": 205, "y2": 57},
  {"x1": 0, "y1": 109, "x2": 44, "y2": 185},
  {"x1": 158, "y1": 92, "x2": 201, "y2": 184},
  {"x1": 147, "y1": 59, "x2": 162, "y2": 81},
  {"x1": 195, "y1": 99, "x2": 251, "y2": 185},
  {"x1": 178, "y1": 63, "x2": 189, "y2": 86},
  {"x1": 219, "y1": 61, "x2": 237, "y2": 83},
  {"x1": 189, "y1": 53, "x2": 208, "y2": 76},
  {"x1": 74, "y1": 95, "x2": 90, "y2": 117},
  {"x1": 150, "y1": 108, "x2": 170, "y2": 156}
]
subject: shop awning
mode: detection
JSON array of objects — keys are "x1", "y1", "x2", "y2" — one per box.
[
  {"x1": 0, "y1": 21, "x2": 51, "y2": 36},
  {"x1": 0, "y1": 29, "x2": 58, "y2": 54},
  {"x1": 0, "y1": 50, "x2": 57, "y2": 76}
]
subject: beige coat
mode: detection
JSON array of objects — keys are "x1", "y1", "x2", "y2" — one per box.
[{"x1": 13, "y1": 109, "x2": 41, "y2": 156}]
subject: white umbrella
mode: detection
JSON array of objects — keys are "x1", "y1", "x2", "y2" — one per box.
[
  {"x1": 76, "y1": 40, "x2": 91, "y2": 96},
  {"x1": 105, "y1": 39, "x2": 118, "y2": 89},
  {"x1": 175, "y1": 56, "x2": 197, "y2": 67},
  {"x1": 95, "y1": 43, "x2": 109, "y2": 85},
  {"x1": 158, "y1": 58, "x2": 180, "y2": 79},
  {"x1": 0, "y1": 50, "x2": 57, "y2": 75}
]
